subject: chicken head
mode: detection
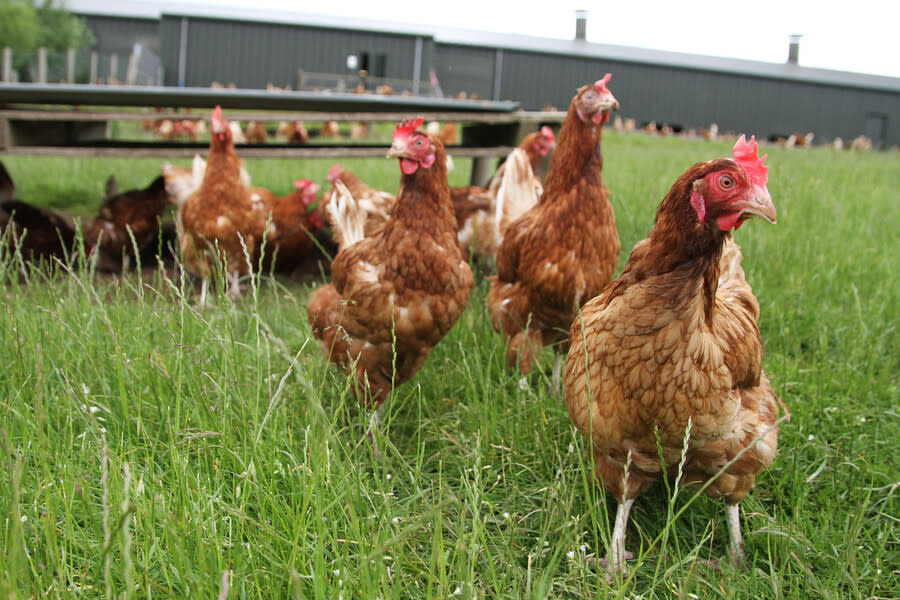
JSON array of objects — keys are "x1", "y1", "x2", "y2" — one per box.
[
  {"x1": 574, "y1": 73, "x2": 620, "y2": 124},
  {"x1": 210, "y1": 105, "x2": 231, "y2": 142},
  {"x1": 387, "y1": 117, "x2": 436, "y2": 174},
  {"x1": 294, "y1": 179, "x2": 324, "y2": 229},
  {"x1": 532, "y1": 125, "x2": 556, "y2": 156},
  {"x1": 690, "y1": 135, "x2": 777, "y2": 231}
]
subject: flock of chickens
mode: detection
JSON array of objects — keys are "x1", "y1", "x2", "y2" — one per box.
[{"x1": 1, "y1": 73, "x2": 784, "y2": 575}]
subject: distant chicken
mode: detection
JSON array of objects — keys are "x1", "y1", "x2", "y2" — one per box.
[
  {"x1": 320, "y1": 120, "x2": 340, "y2": 138},
  {"x1": 84, "y1": 173, "x2": 171, "y2": 269},
  {"x1": 308, "y1": 118, "x2": 474, "y2": 416},
  {"x1": 245, "y1": 121, "x2": 268, "y2": 144},
  {"x1": 319, "y1": 163, "x2": 395, "y2": 246},
  {"x1": 453, "y1": 126, "x2": 556, "y2": 261},
  {"x1": 279, "y1": 121, "x2": 309, "y2": 144},
  {"x1": 178, "y1": 106, "x2": 270, "y2": 305},
  {"x1": 565, "y1": 136, "x2": 780, "y2": 572},
  {"x1": 488, "y1": 75, "x2": 620, "y2": 384}
]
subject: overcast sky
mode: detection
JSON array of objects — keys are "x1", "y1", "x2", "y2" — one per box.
[{"x1": 180, "y1": 0, "x2": 898, "y2": 78}]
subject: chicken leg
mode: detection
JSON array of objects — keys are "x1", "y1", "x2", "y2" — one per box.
[{"x1": 726, "y1": 503, "x2": 745, "y2": 567}]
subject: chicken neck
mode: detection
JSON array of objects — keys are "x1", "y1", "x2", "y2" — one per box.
[{"x1": 541, "y1": 103, "x2": 605, "y2": 199}]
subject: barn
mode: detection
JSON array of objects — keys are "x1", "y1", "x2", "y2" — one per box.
[{"x1": 70, "y1": 0, "x2": 900, "y2": 148}]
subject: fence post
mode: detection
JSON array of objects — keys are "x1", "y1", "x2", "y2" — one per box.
[
  {"x1": 109, "y1": 53, "x2": 118, "y2": 83},
  {"x1": 37, "y1": 47, "x2": 47, "y2": 83},
  {"x1": 2, "y1": 47, "x2": 11, "y2": 83},
  {"x1": 67, "y1": 48, "x2": 76, "y2": 83},
  {"x1": 90, "y1": 52, "x2": 98, "y2": 83}
]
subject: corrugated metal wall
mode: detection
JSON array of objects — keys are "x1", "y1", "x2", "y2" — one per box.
[
  {"x1": 158, "y1": 16, "x2": 426, "y2": 90},
  {"x1": 496, "y1": 49, "x2": 899, "y2": 146},
  {"x1": 434, "y1": 44, "x2": 495, "y2": 99},
  {"x1": 81, "y1": 13, "x2": 899, "y2": 147},
  {"x1": 81, "y1": 15, "x2": 160, "y2": 56}
]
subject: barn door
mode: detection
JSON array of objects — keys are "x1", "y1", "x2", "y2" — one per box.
[{"x1": 864, "y1": 113, "x2": 887, "y2": 149}]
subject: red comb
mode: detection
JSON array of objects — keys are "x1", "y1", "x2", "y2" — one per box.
[
  {"x1": 327, "y1": 163, "x2": 341, "y2": 182},
  {"x1": 540, "y1": 125, "x2": 556, "y2": 142},
  {"x1": 732, "y1": 135, "x2": 769, "y2": 187},
  {"x1": 212, "y1": 105, "x2": 223, "y2": 123},
  {"x1": 294, "y1": 178, "x2": 313, "y2": 189},
  {"x1": 595, "y1": 73, "x2": 612, "y2": 94},
  {"x1": 394, "y1": 117, "x2": 424, "y2": 138}
]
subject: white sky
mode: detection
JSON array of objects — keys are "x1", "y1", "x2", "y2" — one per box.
[{"x1": 181, "y1": 0, "x2": 899, "y2": 79}]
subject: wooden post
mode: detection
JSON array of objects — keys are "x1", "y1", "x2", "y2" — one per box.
[
  {"x1": 109, "y1": 53, "x2": 118, "y2": 84},
  {"x1": 37, "y1": 47, "x2": 47, "y2": 83},
  {"x1": 67, "y1": 48, "x2": 76, "y2": 83},
  {"x1": 2, "y1": 47, "x2": 11, "y2": 82},
  {"x1": 90, "y1": 51, "x2": 98, "y2": 83}
]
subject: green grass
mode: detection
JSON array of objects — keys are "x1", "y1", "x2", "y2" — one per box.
[{"x1": 1, "y1": 134, "x2": 898, "y2": 598}]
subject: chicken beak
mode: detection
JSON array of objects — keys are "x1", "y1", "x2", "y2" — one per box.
[
  {"x1": 601, "y1": 92, "x2": 620, "y2": 113},
  {"x1": 386, "y1": 141, "x2": 406, "y2": 159},
  {"x1": 739, "y1": 185, "x2": 777, "y2": 224}
]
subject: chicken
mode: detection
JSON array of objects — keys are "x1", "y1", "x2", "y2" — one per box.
[
  {"x1": 564, "y1": 136, "x2": 780, "y2": 572},
  {"x1": 319, "y1": 163, "x2": 395, "y2": 246},
  {"x1": 84, "y1": 173, "x2": 171, "y2": 270},
  {"x1": 1, "y1": 199, "x2": 79, "y2": 265},
  {"x1": 307, "y1": 118, "x2": 474, "y2": 419},
  {"x1": 259, "y1": 179, "x2": 333, "y2": 276},
  {"x1": 0, "y1": 160, "x2": 82, "y2": 266},
  {"x1": 0, "y1": 160, "x2": 16, "y2": 204},
  {"x1": 320, "y1": 120, "x2": 340, "y2": 138},
  {"x1": 487, "y1": 75, "x2": 620, "y2": 384},
  {"x1": 453, "y1": 126, "x2": 556, "y2": 261},
  {"x1": 278, "y1": 121, "x2": 309, "y2": 144},
  {"x1": 245, "y1": 121, "x2": 268, "y2": 144},
  {"x1": 162, "y1": 155, "x2": 252, "y2": 211},
  {"x1": 178, "y1": 106, "x2": 270, "y2": 305}
]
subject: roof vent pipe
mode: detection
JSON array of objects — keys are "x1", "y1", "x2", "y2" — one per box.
[
  {"x1": 575, "y1": 10, "x2": 587, "y2": 41},
  {"x1": 788, "y1": 34, "x2": 802, "y2": 64}
]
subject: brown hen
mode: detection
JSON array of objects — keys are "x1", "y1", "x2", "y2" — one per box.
[
  {"x1": 179, "y1": 106, "x2": 270, "y2": 305},
  {"x1": 488, "y1": 76, "x2": 620, "y2": 384},
  {"x1": 84, "y1": 174, "x2": 171, "y2": 270},
  {"x1": 564, "y1": 136, "x2": 781, "y2": 572},
  {"x1": 308, "y1": 118, "x2": 474, "y2": 422}
]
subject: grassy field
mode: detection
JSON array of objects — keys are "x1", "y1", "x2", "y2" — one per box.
[{"x1": 1, "y1": 134, "x2": 898, "y2": 599}]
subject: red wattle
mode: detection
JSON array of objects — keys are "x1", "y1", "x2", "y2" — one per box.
[{"x1": 400, "y1": 158, "x2": 419, "y2": 175}]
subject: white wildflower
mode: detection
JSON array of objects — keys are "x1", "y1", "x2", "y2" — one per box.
[{"x1": 452, "y1": 586, "x2": 463, "y2": 596}]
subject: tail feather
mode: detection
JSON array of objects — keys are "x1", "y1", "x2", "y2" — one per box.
[
  {"x1": 327, "y1": 180, "x2": 367, "y2": 248},
  {"x1": 494, "y1": 148, "x2": 542, "y2": 244}
]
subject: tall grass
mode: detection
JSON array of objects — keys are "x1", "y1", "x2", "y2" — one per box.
[{"x1": 1, "y1": 134, "x2": 897, "y2": 598}]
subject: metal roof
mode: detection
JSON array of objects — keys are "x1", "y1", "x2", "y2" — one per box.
[{"x1": 68, "y1": 0, "x2": 900, "y2": 93}]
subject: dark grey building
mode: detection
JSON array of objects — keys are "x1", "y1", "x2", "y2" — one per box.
[{"x1": 69, "y1": 1, "x2": 900, "y2": 148}]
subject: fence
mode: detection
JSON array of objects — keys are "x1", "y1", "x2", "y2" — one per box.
[{"x1": 1, "y1": 44, "x2": 163, "y2": 86}]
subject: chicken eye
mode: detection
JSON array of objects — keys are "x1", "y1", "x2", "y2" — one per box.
[
  {"x1": 718, "y1": 175, "x2": 734, "y2": 189},
  {"x1": 584, "y1": 91, "x2": 595, "y2": 99},
  {"x1": 415, "y1": 138, "x2": 424, "y2": 147}
]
